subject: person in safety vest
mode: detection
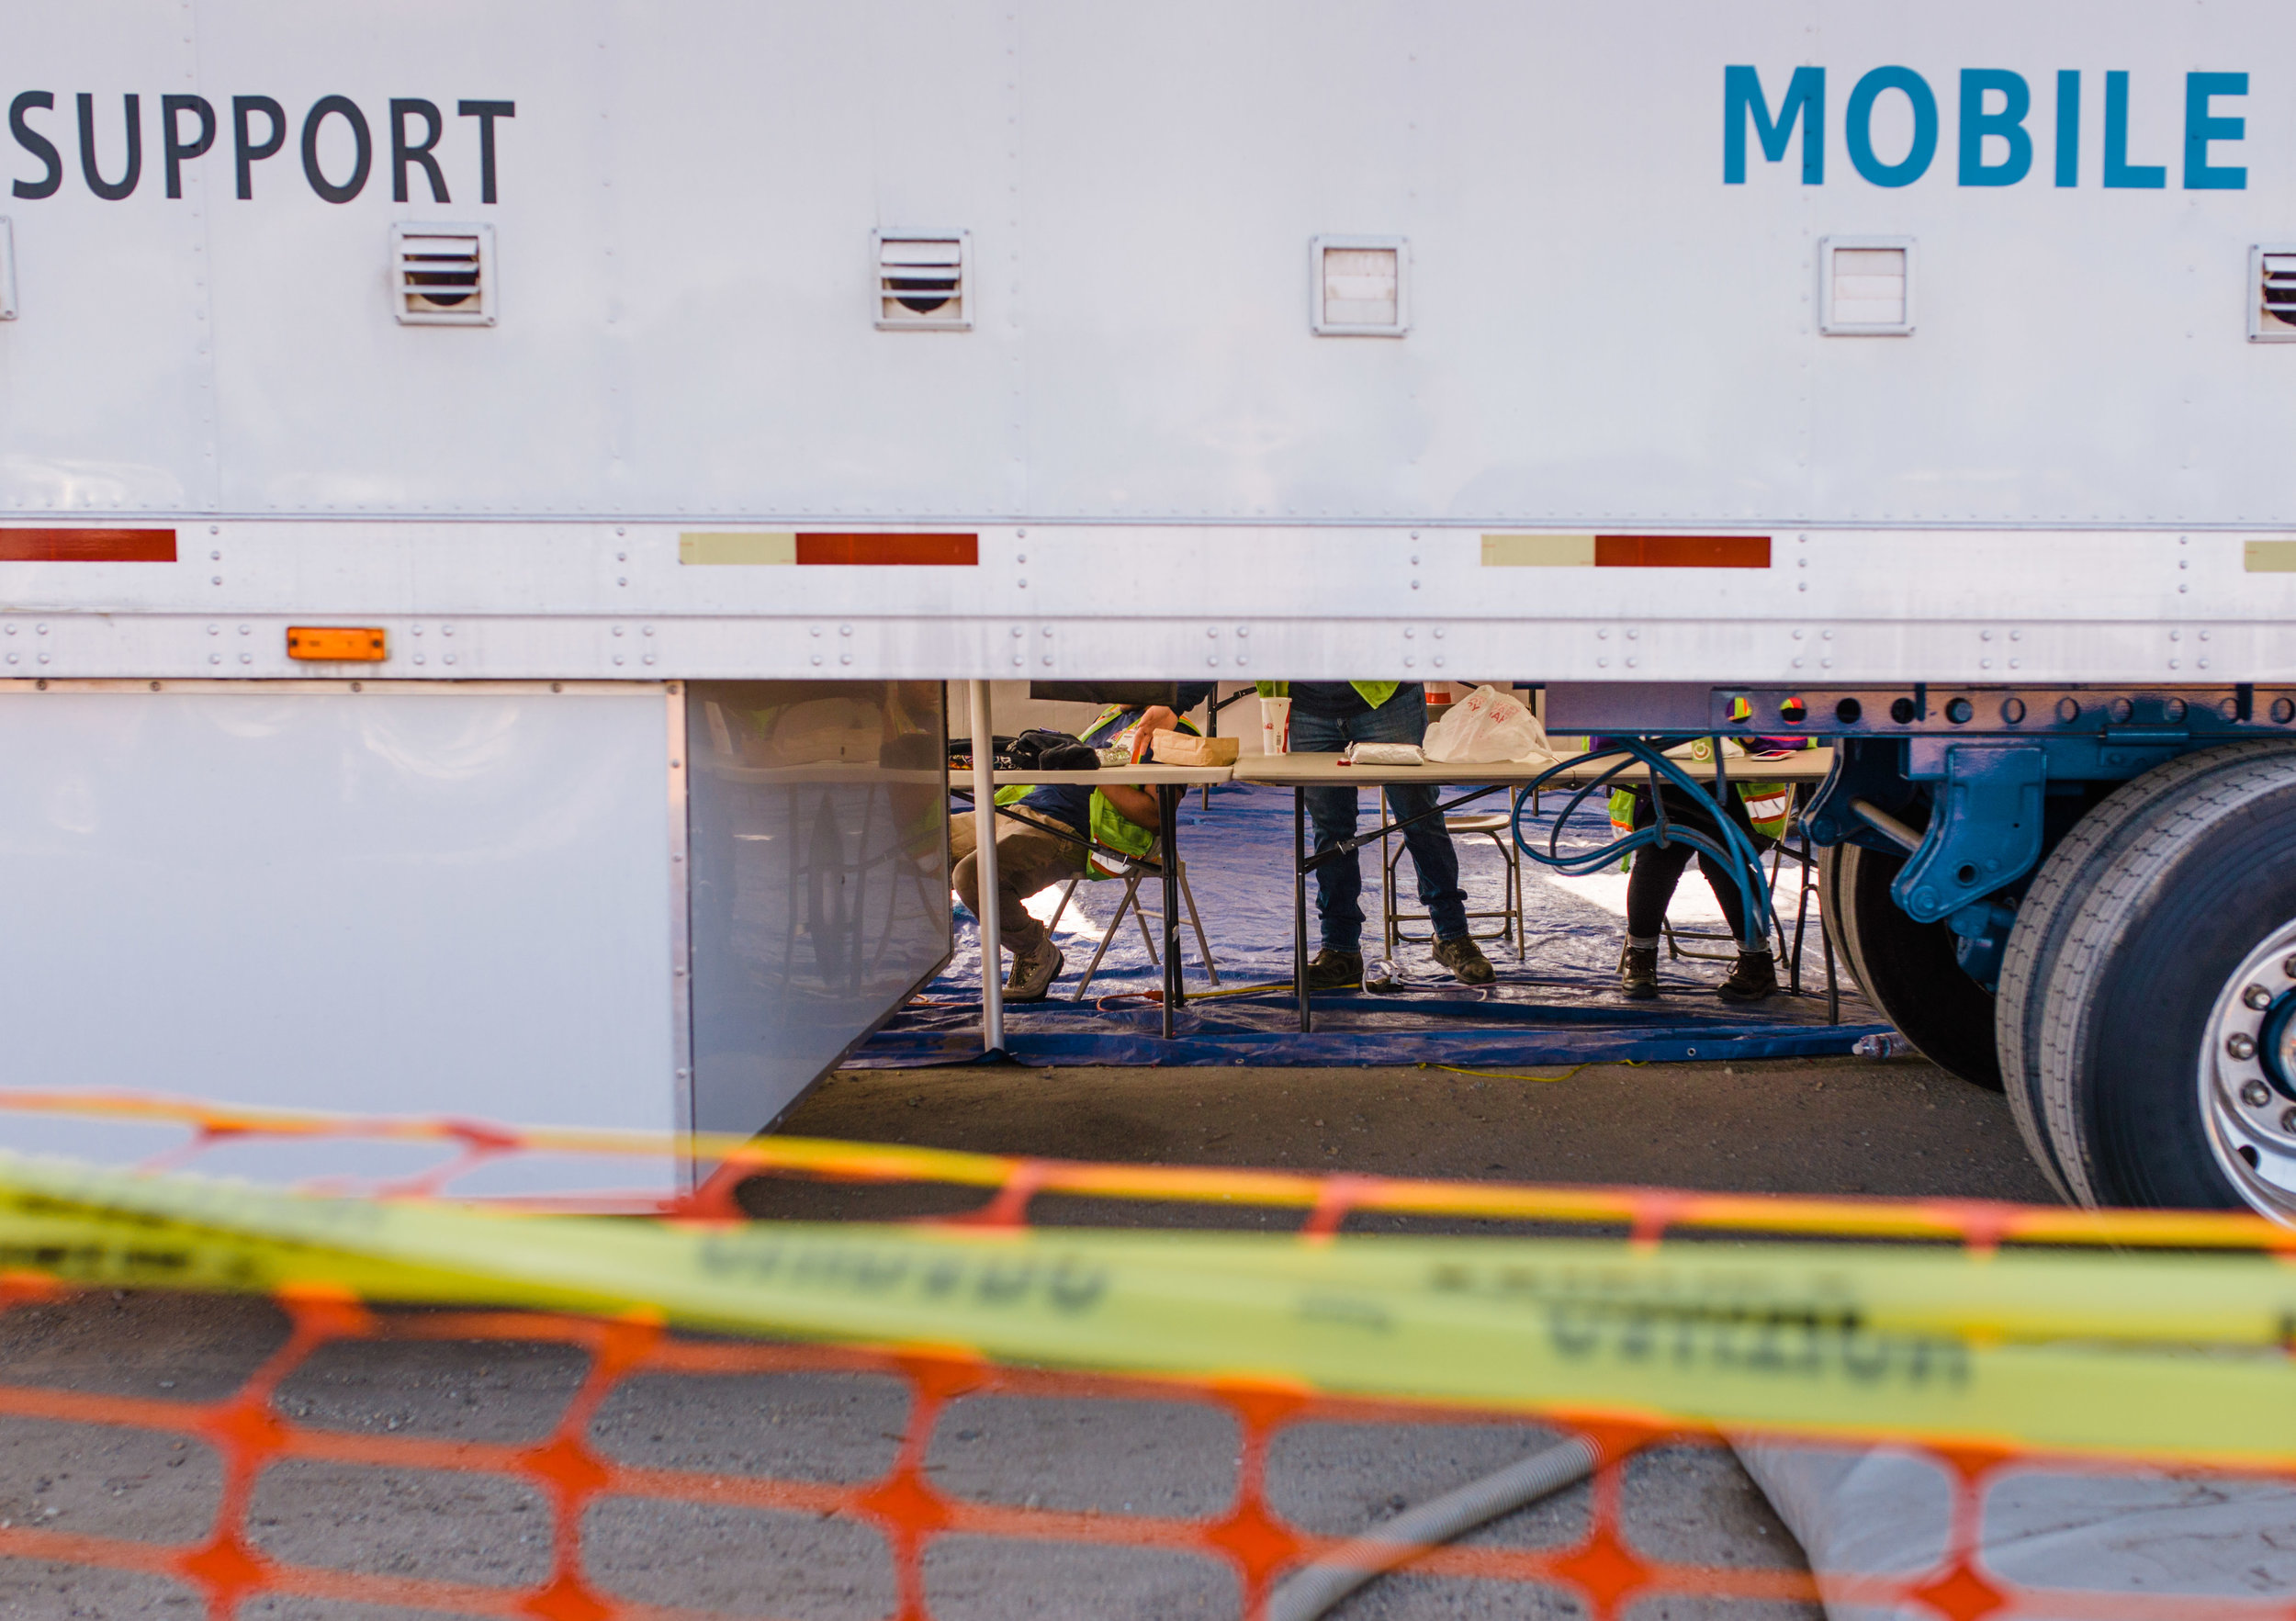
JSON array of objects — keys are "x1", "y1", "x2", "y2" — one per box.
[
  {"x1": 951, "y1": 685, "x2": 1214, "y2": 1002},
  {"x1": 1609, "y1": 740, "x2": 1805, "y2": 1003},
  {"x1": 1265, "y1": 681, "x2": 1496, "y2": 990}
]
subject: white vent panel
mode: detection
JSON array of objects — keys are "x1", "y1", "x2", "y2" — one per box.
[
  {"x1": 874, "y1": 231, "x2": 970, "y2": 331},
  {"x1": 391, "y1": 223, "x2": 494, "y2": 327},
  {"x1": 1311, "y1": 235, "x2": 1408, "y2": 336},
  {"x1": 1818, "y1": 237, "x2": 1915, "y2": 336},
  {"x1": 2252, "y1": 245, "x2": 2296, "y2": 342}
]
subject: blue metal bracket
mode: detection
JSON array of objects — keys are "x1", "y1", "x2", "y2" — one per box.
[
  {"x1": 1948, "y1": 898, "x2": 2019, "y2": 991},
  {"x1": 1891, "y1": 743, "x2": 2047, "y2": 924},
  {"x1": 1804, "y1": 737, "x2": 1919, "y2": 852}
]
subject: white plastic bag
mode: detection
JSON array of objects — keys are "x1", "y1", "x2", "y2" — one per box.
[{"x1": 1422, "y1": 684, "x2": 1550, "y2": 764}]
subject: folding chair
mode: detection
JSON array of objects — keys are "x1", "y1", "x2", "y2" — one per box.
[
  {"x1": 1043, "y1": 845, "x2": 1221, "y2": 1001},
  {"x1": 1659, "y1": 800, "x2": 1827, "y2": 999},
  {"x1": 1379, "y1": 794, "x2": 1527, "y2": 961}
]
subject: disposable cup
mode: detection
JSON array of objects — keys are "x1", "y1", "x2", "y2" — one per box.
[{"x1": 1260, "y1": 695, "x2": 1291, "y2": 755}]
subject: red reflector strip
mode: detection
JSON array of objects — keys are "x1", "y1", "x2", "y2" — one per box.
[
  {"x1": 1593, "y1": 535, "x2": 1770, "y2": 568},
  {"x1": 0, "y1": 528, "x2": 177, "y2": 562},
  {"x1": 795, "y1": 532, "x2": 978, "y2": 566}
]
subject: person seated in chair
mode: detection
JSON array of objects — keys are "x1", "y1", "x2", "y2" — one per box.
[
  {"x1": 951, "y1": 685, "x2": 1213, "y2": 1001},
  {"x1": 1266, "y1": 680, "x2": 1496, "y2": 991},
  {"x1": 1613, "y1": 752, "x2": 1799, "y2": 1004}
]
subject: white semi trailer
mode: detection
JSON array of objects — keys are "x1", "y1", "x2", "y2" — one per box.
[{"x1": 3, "y1": 1, "x2": 2294, "y2": 1213}]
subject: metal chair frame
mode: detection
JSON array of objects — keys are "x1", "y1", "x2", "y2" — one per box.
[
  {"x1": 1044, "y1": 850, "x2": 1221, "y2": 1001},
  {"x1": 1377, "y1": 794, "x2": 1527, "y2": 962},
  {"x1": 1657, "y1": 808, "x2": 1825, "y2": 1002}
]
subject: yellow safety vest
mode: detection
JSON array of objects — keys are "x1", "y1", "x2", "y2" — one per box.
[
  {"x1": 1254, "y1": 680, "x2": 1403, "y2": 710},
  {"x1": 992, "y1": 705, "x2": 1199, "y2": 874}
]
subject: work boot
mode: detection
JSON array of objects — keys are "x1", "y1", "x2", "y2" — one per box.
[
  {"x1": 1618, "y1": 943, "x2": 1660, "y2": 1000},
  {"x1": 1004, "y1": 940, "x2": 1064, "y2": 1002},
  {"x1": 1306, "y1": 948, "x2": 1364, "y2": 992},
  {"x1": 1716, "y1": 951, "x2": 1778, "y2": 1004},
  {"x1": 1431, "y1": 934, "x2": 1496, "y2": 985}
]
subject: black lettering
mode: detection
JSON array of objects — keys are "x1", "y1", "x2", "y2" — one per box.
[
  {"x1": 920, "y1": 1256, "x2": 962, "y2": 1297},
  {"x1": 696, "y1": 1231, "x2": 782, "y2": 1278},
  {"x1": 789, "y1": 1245, "x2": 842, "y2": 1285},
  {"x1": 1793, "y1": 1313, "x2": 1826, "y2": 1376},
  {"x1": 389, "y1": 97, "x2": 447, "y2": 203},
  {"x1": 300, "y1": 96, "x2": 370, "y2": 204},
  {"x1": 1546, "y1": 1301, "x2": 1600, "y2": 1357},
  {"x1": 1046, "y1": 1256, "x2": 1108, "y2": 1314},
  {"x1": 1671, "y1": 1308, "x2": 1700, "y2": 1366},
  {"x1": 10, "y1": 92, "x2": 60, "y2": 198},
  {"x1": 1906, "y1": 1334, "x2": 1971, "y2": 1390},
  {"x1": 456, "y1": 98, "x2": 512, "y2": 204},
  {"x1": 75, "y1": 93, "x2": 140, "y2": 200},
  {"x1": 1746, "y1": 1311, "x2": 1789, "y2": 1372},
  {"x1": 1838, "y1": 1325, "x2": 1894, "y2": 1384},
  {"x1": 231, "y1": 96, "x2": 285, "y2": 199},
  {"x1": 975, "y1": 1259, "x2": 1033, "y2": 1304},
  {"x1": 161, "y1": 94, "x2": 213, "y2": 199}
]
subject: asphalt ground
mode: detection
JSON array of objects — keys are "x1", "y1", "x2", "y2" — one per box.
[
  {"x1": 0, "y1": 1052, "x2": 2053, "y2": 1618},
  {"x1": 757, "y1": 1053, "x2": 2056, "y2": 1222}
]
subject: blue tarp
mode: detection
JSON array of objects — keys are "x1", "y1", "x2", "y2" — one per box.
[{"x1": 850, "y1": 781, "x2": 1883, "y2": 1068}]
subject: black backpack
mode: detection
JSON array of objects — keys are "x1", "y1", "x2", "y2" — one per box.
[{"x1": 1003, "y1": 728, "x2": 1102, "y2": 771}]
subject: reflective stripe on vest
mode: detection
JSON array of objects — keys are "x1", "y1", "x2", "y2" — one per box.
[
  {"x1": 1739, "y1": 782, "x2": 1792, "y2": 840},
  {"x1": 1606, "y1": 781, "x2": 1791, "y2": 869},
  {"x1": 1607, "y1": 787, "x2": 1638, "y2": 874}
]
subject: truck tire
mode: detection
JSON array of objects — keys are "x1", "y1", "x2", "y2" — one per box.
[
  {"x1": 2020, "y1": 748, "x2": 2296, "y2": 1212},
  {"x1": 1817, "y1": 839, "x2": 2002, "y2": 1091},
  {"x1": 1995, "y1": 744, "x2": 2288, "y2": 1202}
]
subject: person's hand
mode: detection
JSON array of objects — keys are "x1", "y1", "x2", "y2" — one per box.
[{"x1": 1131, "y1": 705, "x2": 1180, "y2": 761}]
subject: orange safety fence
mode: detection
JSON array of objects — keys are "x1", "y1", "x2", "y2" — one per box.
[
  {"x1": 7, "y1": 1084, "x2": 2293, "y2": 1249},
  {"x1": 0, "y1": 1086, "x2": 2291, "y2": 1621}
]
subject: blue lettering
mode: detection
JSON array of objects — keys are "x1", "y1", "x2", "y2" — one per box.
[
  {"x1": 1958, "y1": 70, "x2": 2032, "y2": 186},
  {"x1": 2103, "y1": 71, "x2": 2166, "y2": 188},
  {"x1": 1846, "y1": 66, "x2": 1938, "y2": 188},
  {"x1": 1724, "y1": 64, "x2": 1823, "y2": 184},
  {"x1": 2184, "y1": 72, "x2": 2247, "y2": 190},
  {"x1": 2054, "y1": 70, "x2": 2079, "y2": 186}
]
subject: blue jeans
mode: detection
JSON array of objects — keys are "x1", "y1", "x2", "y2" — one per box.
[{"x1": 1292, "y1": 689, "x2": 1469, "y2": 951}]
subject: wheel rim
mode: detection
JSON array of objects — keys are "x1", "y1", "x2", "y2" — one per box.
[{"x1": 2200, "y1": 919, "x2": 2296, "y2": 1221}]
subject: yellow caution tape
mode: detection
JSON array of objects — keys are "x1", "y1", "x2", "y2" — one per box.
[{"x1": 4, "y1": 1152, "x2": 2295, "y2": 1467}]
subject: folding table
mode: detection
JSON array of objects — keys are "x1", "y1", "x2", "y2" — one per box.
[{"x1": 1232, "y1": 749, "x2": 1837, "y2": 1031}]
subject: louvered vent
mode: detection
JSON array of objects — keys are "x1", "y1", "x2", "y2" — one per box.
[
  {"x1": 390, "y1": 223, "x2": 494, "y2": 326},
  {"x1": 1818, "y1": 237, "x2": 1916, "y2": 335},
  {"x1": 2255, "y1": 247, "x2": 2296, "y2": 342},
  {"x1": 873, "y1": 232, "x2": 970, "y2": 330},
  {"x1": 1310, "y1": 235, "x2": 1408, "y2": 336}
]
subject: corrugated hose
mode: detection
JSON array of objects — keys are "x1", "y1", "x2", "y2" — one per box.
[{"x1": 1263, "y1": 1435, "x2": 1606, "y2": 1621}]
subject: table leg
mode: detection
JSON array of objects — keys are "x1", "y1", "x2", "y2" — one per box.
[
  {"x1": 1159, "y1": 783, "x2": 1183, "y2": 1040},
  {"x1": 1294, "y1": 786, "x2": 1311, "y2": 1033},
  {"x1": 1788, "y1": 821, "x2": 1812, "y2": 997},
  {"x1": 965, "y1": 680, "x2": 1004, "y2": 1055}
]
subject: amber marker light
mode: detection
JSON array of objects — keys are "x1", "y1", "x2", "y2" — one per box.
[{"x1": 286, "y1": 627, "x2": 388, "y2": 661}]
